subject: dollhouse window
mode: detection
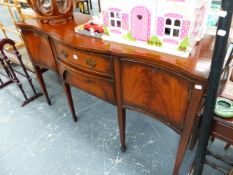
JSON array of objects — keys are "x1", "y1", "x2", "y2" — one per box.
[
  {"x1": 165, "y1": 28, "x2": 171, "y2": 35},
  {"x1": 166, "y1": 18, "x2": 172, "y2": 25},
  {"x1": 164, "y1": 18, "x2": 181, "y2": 38},
  {"x1": 173, "y1": 29, "x2": 179, "y2": 37},
  {"x1": 109, "y1": 11, "x2": 122, "y2": 28},
  {"x1": 110, "y1": 12, "x2": 114, "y2": 18},
  {"x1": 111, "y1": 20, "x2": 115, "y2": 27},
  {"x1": 116, "y1": 12, "x2": 120, "y2": 18},
  {"x1": 117, "y1": 21, "x2": 121, "y2": 27},
  {"x1": 174, "y1": 20, "x2": 181, "y2": 26}
]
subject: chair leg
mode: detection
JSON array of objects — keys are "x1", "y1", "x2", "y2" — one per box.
[
  {"x1": 34, "y1": 66, "x2": 51, "y2": 105},
  {"x1": 98, "y1": 0, "x2": 101, "y2": 12},
  {"x1": 78, "y1": 2, "x2": 84, "y2": 13},
  {"x1": 89, "y1": 0, "x2": 92, "y2": 9},
  {"x1": 85, "y1": 1, "x2": 90, "y2": 14}
]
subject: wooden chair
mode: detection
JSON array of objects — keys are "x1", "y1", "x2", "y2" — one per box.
[
  {"x1": 189, "y1": 116, "x2": 233, "y2": 174},
  {"x1": 205, "y1": 116, "x2": 233, "y2": 174},
  {"x1": 74, "y1": 0, "x2": 101, "y2": 14},
  {"x1": 87, "y1": 0, "x2": 101, "y2": 12},
  {"x1": 75, "y1": 0, "x2": 90, "y2": 14}
]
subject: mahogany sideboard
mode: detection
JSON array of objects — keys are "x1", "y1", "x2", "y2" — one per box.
[{"x1": 17, "y1": 13, "x2": 214, "y2": 175}]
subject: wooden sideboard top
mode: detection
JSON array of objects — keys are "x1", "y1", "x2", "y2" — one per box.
[{"x1": 18, "y1": 13, "x2": 215, "y2": 82}]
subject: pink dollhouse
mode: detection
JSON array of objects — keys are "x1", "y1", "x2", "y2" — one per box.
[{"x1": 101, "y1": 0, "x2": 211, "y2": 57}]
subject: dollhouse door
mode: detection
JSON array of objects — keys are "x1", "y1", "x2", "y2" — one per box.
[{"x1": 131, "y1": 6, "x2": 151, "y2": 41}]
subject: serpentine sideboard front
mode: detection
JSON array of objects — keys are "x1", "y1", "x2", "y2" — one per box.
[{"x1": 17, "y1": 13, "x2": 214, "y2": 175}]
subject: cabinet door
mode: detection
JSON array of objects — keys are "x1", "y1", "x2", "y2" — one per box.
[
  {"x1": 21, "y1": 29, "x2": 57, "y2": 71},
  {"x1": 121, "y1": 60, "x2": 193, "y2": 131}
]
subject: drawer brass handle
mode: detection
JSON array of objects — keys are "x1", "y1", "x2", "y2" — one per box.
[
  {"x1": 85, "y1": 58, "x2": 97, "y2": 69},
  {"x1": 61, "y1": 50, "x2": 68, "y2": 58}
]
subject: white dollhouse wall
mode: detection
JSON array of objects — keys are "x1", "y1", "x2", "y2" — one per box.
[
  {"x1": 101, "y1": 0, "x2": 212, "y2": 57},
  {"x1": 101, "y1": 0, "x2": 157, "y2": 37},
  {"x1": 190, "y1": 0, "x2": 212, "y2": 47}
]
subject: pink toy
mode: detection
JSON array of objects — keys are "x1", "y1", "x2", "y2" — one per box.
[{"x1": 101, "y1": 0, "x2": 211, "y2": 57}]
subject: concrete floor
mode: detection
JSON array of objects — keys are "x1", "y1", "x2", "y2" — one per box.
[
  {"x1": 0, "y1": 1, "x2": 232, "y2": 175},
  {"x1": 1, "y1": 69, "x2": 232, "y2": 175}
]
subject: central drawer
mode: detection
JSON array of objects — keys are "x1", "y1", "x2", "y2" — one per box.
[
  {"x1": 54, "y1": 42, "x2": 113, "y2": 77},
  {"x1": 57, "y1": 60, "x2": 116, "y2": 104}
]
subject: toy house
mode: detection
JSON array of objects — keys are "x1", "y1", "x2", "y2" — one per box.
[{"x1": 101, "y1": 0, "x2": 211, "y2": 57}]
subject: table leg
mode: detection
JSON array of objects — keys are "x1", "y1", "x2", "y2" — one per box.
[
  {"x1": 173, "y1": 132, "x2": 191, "y2": 175},
  {"x1": 62, "y1": 81, "x2": 78, "y2": 122},
  {"x1": 172, "y1": 85, "x2": 204, "y2": 175},
  {"x1": 117, "y1": 107, "x2": 126, "y2": 152},
  {"x1": 34, "y1": 66, "x2": 51, "y2": 105},
  {"x1": 114, "y1": 57, "x2": 126, "y2": 152}
]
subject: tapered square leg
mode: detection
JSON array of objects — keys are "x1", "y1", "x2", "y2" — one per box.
[
  {"x1": 172, "y1": 134, "x2": 190, "y2": 175},
  {"x1": 62, "y1": 82, "x2": 78, "y2": 122},
  {"x1": 172, "y1": 87, "x2": 204, "y2": 175},
  {"x1": 117, "y1": 107, "x2": 126, "y2": 152},
  {"x1": 34, "y1": 66, "x2": 51, "y2": 105}
]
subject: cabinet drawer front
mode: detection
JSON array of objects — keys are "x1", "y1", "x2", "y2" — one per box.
[
  {"x1": 121, "y1": 60, "x2": 193, "y2": 131},
  {"x1": 57, "y1": 60, "x2": 115, "y2": 104},
  {"x1": 54, "y1": 42, "x2": 113, "y2": 77}
]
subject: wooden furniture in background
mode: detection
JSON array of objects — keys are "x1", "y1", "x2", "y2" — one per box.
[
  {"x1": 0, "y1": 38, "x2": 42, "y2": 106},
  {"x1": 27, "y1": 0, "x2": 73, "y2": 24},
  {"x1": 205, "y1": 111, "x2": 233, "y2": 174},
  {"x1": 189, "y1": 116, "x2": 233, "y2": 175},
  {"x1": 211, "y1": 116, "x2": 233, "y2": 150},
  {"x1": 17, "y1": 13, "x2": 214, "y2": 175},
  {"x1": 0, "y1": 0, "x2": 36, "y2": 71},
  {"x1": 75, "y1": 0, "x2": 90, "y2": 14},
  {"x1": 96, "y1": 0, "x2": 100, "y2": 12},
  {"x1": 0, "y1": 0, "x2": 25, "y2": 48},
  {"x1": 74, "y1": 0, "x2": 101, "y2": 14}
]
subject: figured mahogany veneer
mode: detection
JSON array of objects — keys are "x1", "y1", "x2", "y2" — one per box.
[
  {"x1": 56, "y1": 59, "x2": 115, "y2": 104},
  {"x1": 121, "y1": 60, "x2": 193, "y2": 132},
  {"x1": 17, "y1": 13, "x2": 214, "y2": 175},
  {"x1": 21, "y1": 29, "x2": 57, "y2": 72},
  {"x1": 54, "y1": 41, "x2": 114, "y2": 77}
]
